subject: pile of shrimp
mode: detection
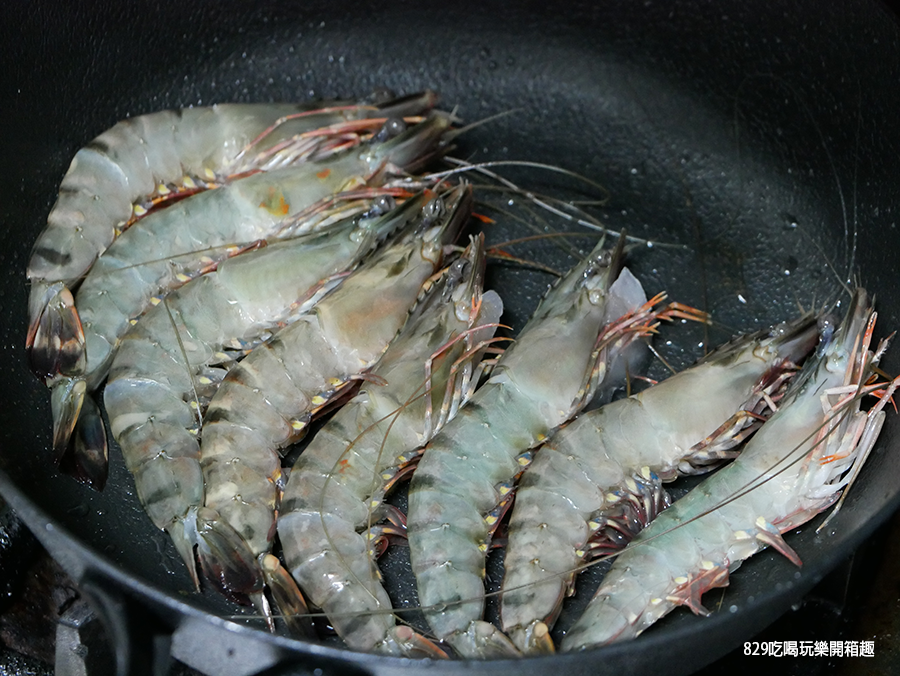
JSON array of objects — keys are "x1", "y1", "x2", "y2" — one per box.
[{"x1": 25, "y1": 89, "x2": 898, "y2": 660}]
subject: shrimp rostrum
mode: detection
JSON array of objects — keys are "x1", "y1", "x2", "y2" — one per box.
[
  {"x1": 278, "y1": 234, "x2": 502, "y2": 655},
  {"x1": 499, "y1": 313, "x2": 821, "y2": 653},
  {"x1": 562, "y1": 288, "x2": 897, "y2": 651}
]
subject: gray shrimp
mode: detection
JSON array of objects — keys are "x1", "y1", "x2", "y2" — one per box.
[
  {"x1": 26, "y1": 91, "x2": 437, "y2": 376},
  {"x1": 187, "y1": 185, "x2": 471, "y2": 627},
  {"x1": 405, "y1": 236, "x2": 704, "y2": 658},
  {"x1": 47, "y1": 113, "x2": 452, "y2": 487},
  {"x1": 562, "y1": 288, "x2": 896, "y2": 650},
  {"x1": 278, "y1": 234, "x2": 502, "y2": 655},
  {"x1": 499, "y1": 314, "x2": 821, "y2": 653}
]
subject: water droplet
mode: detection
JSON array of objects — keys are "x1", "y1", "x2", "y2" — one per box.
[
  {"x1": 737, "y1": 294, "x2": 747, "y2": 304},
  {"x1": 630, "y1": 167, "x2": 638, "y2": 175},
  {"x1": 729, "y1": 605, "x2": 738, "y2": 613}
]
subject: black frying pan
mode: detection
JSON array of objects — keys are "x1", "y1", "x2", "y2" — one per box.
[{"x1": 2, "y1": 1, "x2": 900, "y2": 674}]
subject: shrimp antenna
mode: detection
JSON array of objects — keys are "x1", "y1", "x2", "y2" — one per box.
[
  {"x1": 443, "y1": 108, "x2": 524, "y2": 141},
  {"x1": 433, "y1": 157, "x2": 689, "y2": 251}
]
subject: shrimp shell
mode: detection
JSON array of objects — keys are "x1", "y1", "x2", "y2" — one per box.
[
  {"x1": 562, "y1": 288, "x2": 894, "y2": 650},
  {"x1": 278, "y1": 234, "x2": 502, "y2": 655},
  {"x1": 499, "y1": 314, "x2": 821, "y2": 653}
]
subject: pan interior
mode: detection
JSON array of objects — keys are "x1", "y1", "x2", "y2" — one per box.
[{"x1": 1, "y1": 0, "x2": 899, "y2": 672}]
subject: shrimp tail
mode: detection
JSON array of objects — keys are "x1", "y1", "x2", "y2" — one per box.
[
  {"x1": 193, "y1": 507, "x2": 266, "y2": 602},
  {"x1": 27, "y1": 282, "x2": 85, "y2": 382},
  {"x1": 446, "y1": 621, "x2": 521, "y2": 659},
  {"x1": 59, "y1": 394, "x2": 109, "y2": 490},
  {"x1": 382, "y1": 626, "x2": 449, "y2": 659},
  {"x1": 49, "y1": 378, "x2": 85, "y2": 463},
  {"x1": 259, "y1": 553, "x2": 315, "y2": 638}
]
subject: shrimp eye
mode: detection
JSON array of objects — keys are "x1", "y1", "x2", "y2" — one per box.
[
  {"x1": 443, "y1": 258, "x2": 471, "y2": 300},
  {"x1": 365, "y1": 195, "x2": 397, "y2": 218},
  {"x1": 420, "y1": 197, "x2": 445, "y2": 228},
  {"x1": 582, "y1": 260, "x2": 602, "y2": 282},
  {"x1": 374, "y1": 117, "x2": 408, "y2": 143},
  {"x1": 816, "y1": 314, "x2": 837, "y2": 355}
]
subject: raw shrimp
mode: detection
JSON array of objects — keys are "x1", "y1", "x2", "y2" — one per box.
[
  {"x1": 278, "y1": 234, "x2": 502, "y2": 655},
  {"x1": 405, "y1": 236, "x2": 703, "y2": 658},
  {"x1": 104, "y1": 191, "x2": 429, "y2": 593},
  {"x1": 562, "y1": 288, "x2": 895, "y2": 650},
  {"x1": 26, "y1": 90, "x2": 438, "y2": 377},
  {"x1": 49, "y1": 113, "x2": 452, "y2": 486},
  {"x1": 190, "y1": 185, "x2": 471, "y2": 626},
  {"x1": 499, "y1": 314, "x2": 821, "y2": 653}
]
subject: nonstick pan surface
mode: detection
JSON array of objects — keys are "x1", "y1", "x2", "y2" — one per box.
[{"x1": 2, "y1": 1, "x2": 900, "y2": 675}]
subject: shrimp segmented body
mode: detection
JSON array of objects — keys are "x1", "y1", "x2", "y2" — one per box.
[
  {"x1": 499, "y1": 315, "x2": 821, "y2": 653},
  {"x1": 405, "y1": 237, "x2": 702, "y2": 658},
  {"x1": 278, "y1": 234, "x2": 502, "y2": 655},
  {"x1": 562, "y1": 288, "x2": 895, "y2": 650},
  {"x1": 49, "y1": 113, "x2": 452, "y2": 487},
  {"x1": 191, "y1": 185, "x2": 471, "y2": 624}
]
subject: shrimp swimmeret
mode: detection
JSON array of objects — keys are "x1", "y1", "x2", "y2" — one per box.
[
  {"x1": 562, "y1": 288, "x2": 897, "y2": 650},
  {"x1": 278, "y1": 234, "x2": 503, "y2": 656}
]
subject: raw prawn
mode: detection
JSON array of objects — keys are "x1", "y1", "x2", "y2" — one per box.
[
  {"x1": 26, "y1": 90, "x2": 438, "y2": 379},
  {"x1": 499, "y1": 314, "x2": 821, "y2": 653},
  {"x1": 278, "y1": 234, "x2": 502, "y2": 655},
  {"x1": 50, "y1": 113, "x2": 453, "y2": 486},
  {"x1": 103, "y1": 190, "x2": 430, "y2": 616},
  {"x1": 191, "y1": 185, "x2": 471, "y2": 626},
  {"x1": 562, "y1": 288, "x2": 896, "y2": 650},
  {"x1": 405, "y1": 236, "x2": 705, "y2": 658}
]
